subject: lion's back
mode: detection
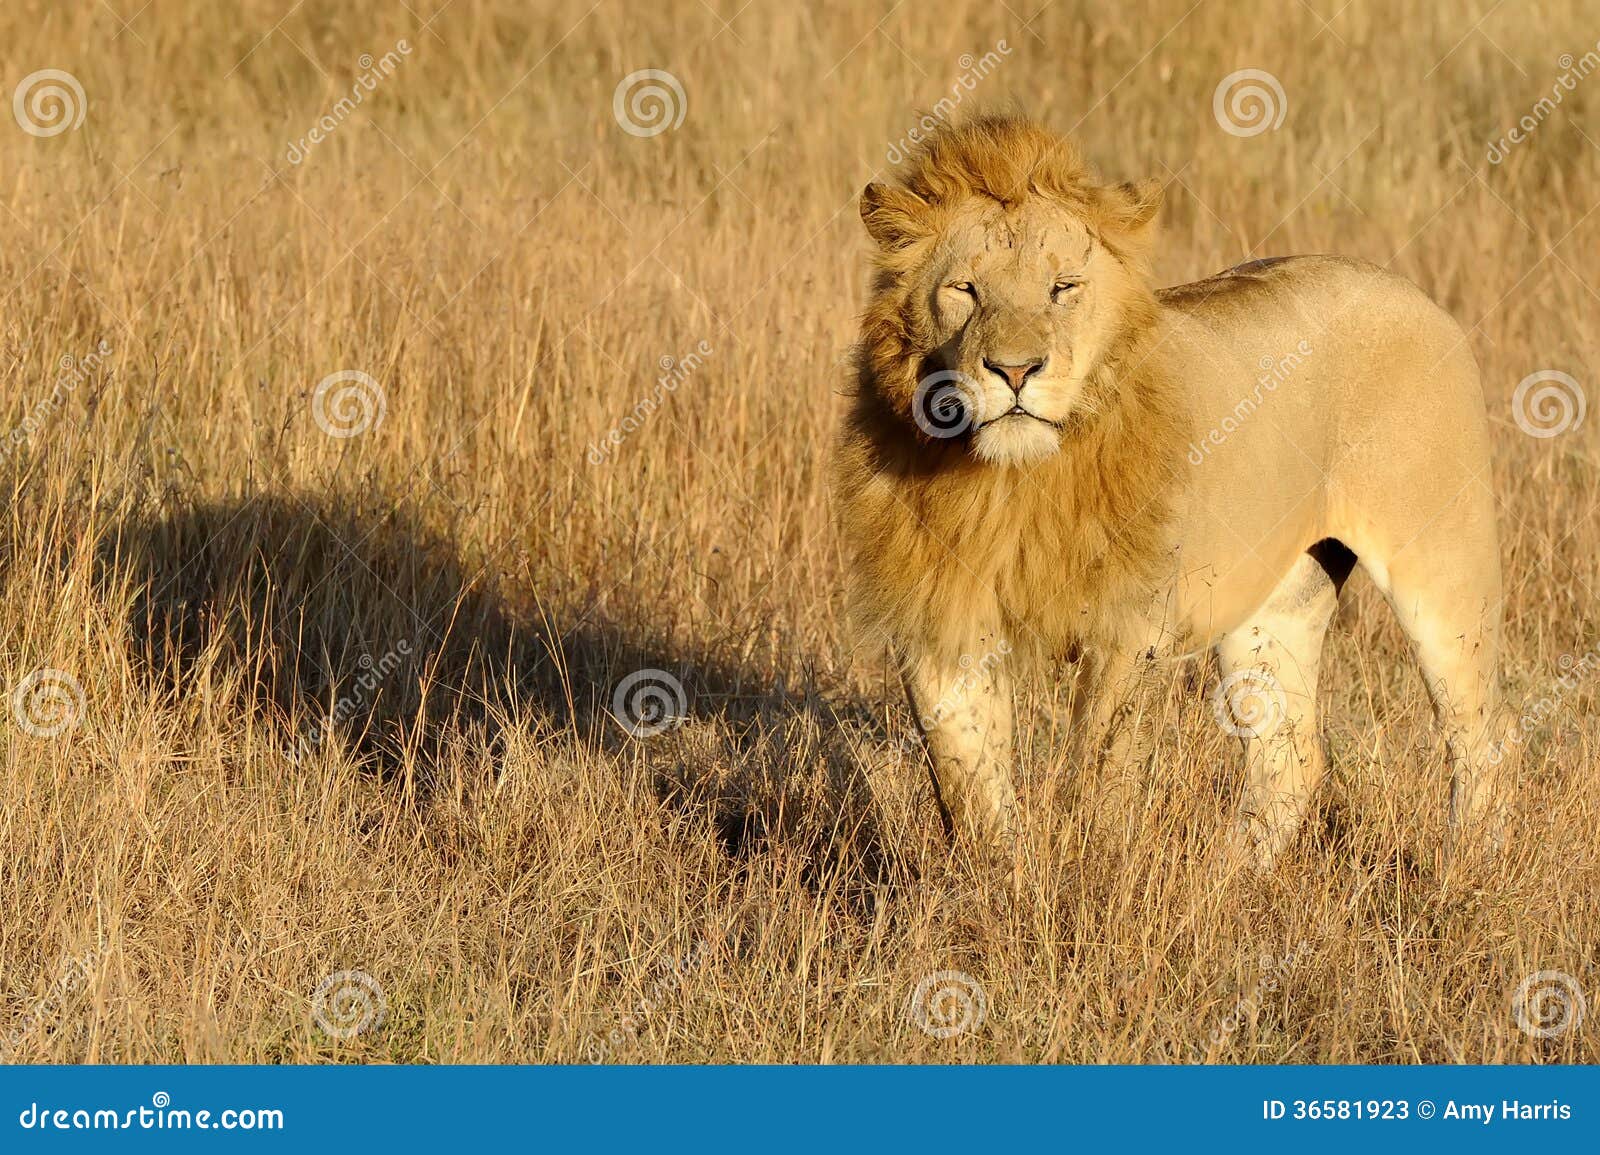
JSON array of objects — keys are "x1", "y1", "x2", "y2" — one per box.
[
  {"x1": 1157, "y1": 254, "x2": 1448, "y2": 332},
  {"x1": 1157, "y1": 252, "x2": 1481, "y2": 429}
]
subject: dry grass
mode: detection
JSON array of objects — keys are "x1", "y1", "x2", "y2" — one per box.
[{"x1": 0, "y1": 0, "x2": 1596, "y2": 1064}]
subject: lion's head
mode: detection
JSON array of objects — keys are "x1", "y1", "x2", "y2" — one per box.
[{"x1": 856, "y1": 116, "x2": 1162, "y2": 467}]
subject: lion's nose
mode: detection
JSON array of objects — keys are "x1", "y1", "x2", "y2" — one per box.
[{"x1": 982, "y1": 356, "x2": 1047, "y2": 394}]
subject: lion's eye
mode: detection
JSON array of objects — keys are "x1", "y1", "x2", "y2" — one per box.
[
  {"x1": 947, "y1": 281, "x2": 976, "y2": 296},
  {"x1": 1052, "y1": 280, "x2": 1081, "y2": 301}
]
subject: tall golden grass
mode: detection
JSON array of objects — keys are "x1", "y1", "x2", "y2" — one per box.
[{"x1": 0, "y1": 0, "x2": 1595, "y2": 1063}]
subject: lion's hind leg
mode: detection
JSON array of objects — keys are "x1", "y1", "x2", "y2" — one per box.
[
  {"x1": 1365, "y1": 540, "x2": 1505, "y2": 855},
  {"x1": 1217, "y1": 544, "x2": 1351, "y2": 870}
]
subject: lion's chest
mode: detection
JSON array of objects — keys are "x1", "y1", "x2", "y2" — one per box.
[{"x1": 931, "y1": 495, "x2": 1157, "y2": 656}]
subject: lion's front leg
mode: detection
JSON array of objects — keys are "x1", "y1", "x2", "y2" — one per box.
[
  {"x1": 1074, "y1": 645, "x2": 1166, "y2": 838},
  {"x1": 1075, "y1": 648, "x2": 1165, "y2": 763},
  {"x1": 901, "y1": 644, "x2": 1017, "y2": 851}
]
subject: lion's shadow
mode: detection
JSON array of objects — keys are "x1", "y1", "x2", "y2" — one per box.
[{"x1": 93, "y1": 493, "x2": 895, "y2": 888}]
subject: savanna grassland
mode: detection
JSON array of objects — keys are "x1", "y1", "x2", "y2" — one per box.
[{"x1": 0, "y1": 0, "x2": 1596, "y2": 1063}]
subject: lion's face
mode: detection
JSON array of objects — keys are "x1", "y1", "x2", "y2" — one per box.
[
  {"x1": 858, "y1": 135, "x2": 1160, "y2": 468},
  {"x1": 908, "y1": 199, "x2": 1142, "y2": 465}
]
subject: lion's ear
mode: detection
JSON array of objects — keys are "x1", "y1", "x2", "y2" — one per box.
[
  {"x1": 1093, "y1": 178, "x2": 1163, "y2": 253},
  {"x1": 860, "y1": 182, "x2": 931, "y2": 250}
]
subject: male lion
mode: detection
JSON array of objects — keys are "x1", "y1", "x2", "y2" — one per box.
[{"x1": 833, "y1": 116, "x2": 1503, "y2": 867}]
